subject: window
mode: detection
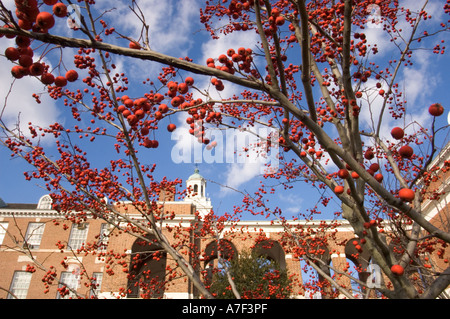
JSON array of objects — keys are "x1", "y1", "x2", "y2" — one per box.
[
  {"x1": 89, "y1": 272, "x2": 103, "y2": 298},
  {"x1": 0, "y1": 222, "x2": 8, "y2": 245},
  {"x1": 24, "y1": 222, "x2": 45, "y2": 250},
  {"x1": 58, "y1": 270, "x2": 80, "y2": 299},
  {"x1": 37, "y1": 195, "x2": 52, "y2": 210},
  {"x1": 193, "y1": 184, "x2": 198, "y2": 194},
  {"x1": 68, "y1": 223, "x2": 89, "y2": 250},
  {"x1": 8, "y1": 271, "x2": 32, "y2": 299},
  {"x1": 97, "y1": 223, "x2": 109, "y2": 252}
]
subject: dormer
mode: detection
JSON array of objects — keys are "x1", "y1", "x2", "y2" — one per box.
[{"x1": 37, "y1": 195, "x2": 53, "y2": 210}]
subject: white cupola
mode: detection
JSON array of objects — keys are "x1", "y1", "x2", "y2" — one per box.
[{"x1": 184, "y1": 168, "x2": 212, "y2": 218}]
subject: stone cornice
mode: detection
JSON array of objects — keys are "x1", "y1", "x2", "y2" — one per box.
[{"x1": 0, "y1": 209, "x2": 62, "y2": 219}]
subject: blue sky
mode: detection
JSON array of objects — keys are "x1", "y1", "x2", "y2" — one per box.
[{"x1": 0, "y1": 0, "x2": 449, "y2": 223}]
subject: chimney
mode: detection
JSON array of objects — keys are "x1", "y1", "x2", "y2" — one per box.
[{"x1": 158, "y1": 187, "x2": 175, "y2": 202}]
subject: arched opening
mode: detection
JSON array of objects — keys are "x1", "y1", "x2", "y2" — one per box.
[
  {"x1": 203, "y1": 239, "x2": 237, "y2": 284},
  {"x1": 252, "y1": 239, "x2": 286, "y2": 271},
  {"x1": 193, "y1": 184, "x2": 198, "y2": 196},
  {"x1": 344, "y1": 238, "x2": 373, "y2": 298},
  {"x1": 302, "y1": 238, "x2": 333, "y2": 299},
  {"x1": 127, "y1": 235, "x2": 167, "y2": 299}
]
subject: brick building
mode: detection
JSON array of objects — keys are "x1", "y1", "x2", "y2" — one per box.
[{"x1": 0, "y1": 147, "x2": 449, "y2": 299}]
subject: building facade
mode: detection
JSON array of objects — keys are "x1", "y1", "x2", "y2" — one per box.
[{"x1": 1, "y1": 149, "x2": 449, "y2": 299}]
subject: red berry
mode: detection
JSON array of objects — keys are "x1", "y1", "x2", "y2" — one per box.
[
  {"x1": 177, "y1": 82, "x2": 188, "y2": 94},
  {"x1": 15, "y1": 35, "x2": 31, "y2": 48},
  {"x1": 338, "y1": 169, "x2": 349, "y2": 179},
  {"x1": 158, "y1": 104, "x2": 169, "y2": 114},
  {"x1": 41, "y1": 73, "x2": 55, "y2": 85},
  {"x1": 36, "y1": 12, "x2": 55, "y2": 30},
  {"x1": 5, "y1": 47, "x2": 20, "y2": 61},
  {"x1": 53, "y1": 3, "x2": 68, "y2": 18},
  {"x1": 18, "y1": 19, "x2": 33, "y2": 30},
  {"x1": 117, "y1": 105, "x2": 126, "y2": 113},
  {"x1": 374, "y1": 173, "x2": 383, "y2": 183},
  {"x1": 399, "y1": 188, "x2": 415, "y2": 202},
  {"x1": 167, "y1": 81, "x2": 178, "y2": 92},
  {"x1": 399, "y1": 145, "x2": 413, "y2": 159},
  {"x1": 11, "y1": 65, "x2": 27, "y2": 79},
  {"x1": 154, "y1": 111, "x2": 163, "y2": 120},
  {"x1": 428, "y1": 103, "x2": 444, "y2": 117},
  {"x1": 275, "y1": 16, "x2": 285, "y2": 26},
  {"x1": 218, "y1": 54, "x2": 228, "y2": 64},
  {"x1": 391, "y1": 264, "x2": 404, "y2": 276},
  {"x1": 29, "y1": 62, "x2": 45, "y2": 76},
  {"x1": 65, "y1": 69, "x2": 78, "y2": 82},
  {"x1": 231, "y1": 53, "x2": 242, "y2": 62},
  {"x1": 54, "y1": 75, "x2": 67, "y2": 87},
  {"x1": 364, "y1": 149, "x2": 374, "y2": 160},
  {"x1": 185, "y1": 77, "x2": 194, "y2": 86},
  {"x1": 171, "y1": 96, "x2": 182, "y2": 107},
  {"x1": 391, "y1": 127, "x2": 404, "y2": 140},
  {"x1": 237, "y1": 47, "x2": 246, "y2": 55},
  {"x1": 19, "y1": 55, "x2": 33, "y2": 68},
  {"x1": 167, "y1": 123, "x2": 177, "y2": 132},
  {"x1": 334, "y1": 185, "x2": 344, "y2": 194},
  {"x1": 129, "y1": 41, "x2": 141, "y2": 50}
]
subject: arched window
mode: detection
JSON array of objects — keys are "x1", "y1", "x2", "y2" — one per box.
[
  {"x1": 193, "y1": 184, "x2": 198, "y2": 195},
  {"x1": 37, "y1": 195, "x2": 52, "y2": 210}
]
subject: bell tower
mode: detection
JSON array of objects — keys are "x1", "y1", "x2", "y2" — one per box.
[{"x1": 184, "y1": 168, "x2": 212, "y2": 218}]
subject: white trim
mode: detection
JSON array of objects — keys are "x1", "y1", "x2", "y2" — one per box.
[
  {"x1": 421, "y1": 184, "x2": 450, "y2": 221},
  {"x1": 163, "y1": 292, "x2": 192, "y2": 299},
  {"x1": 0, "y1": 209, "x2": 62, "y2": 219},
  {"x1": 17, "y1": 255, "x2": 35, "y2": 263},
  {"x1": 331, "y1": 253, "x2": 347, "y2": 258}
]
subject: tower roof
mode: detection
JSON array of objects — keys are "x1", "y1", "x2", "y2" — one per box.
[{"x1": 187, "y1": 168, "x2": 204, "y2": 181}]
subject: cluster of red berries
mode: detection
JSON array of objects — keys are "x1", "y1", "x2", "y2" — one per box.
[
  {"x1": 4, "y1": 1, "x2": 75, "y2": 86},
  {"x1": 206, "y1": 47, "x2": 255, "y2": 81},
  {"x1": 12, "y1": 0, "x2": 67, "y2": 32},
  {"x1": 115, "y1": 77, "x2": 199, "y2": 149}
]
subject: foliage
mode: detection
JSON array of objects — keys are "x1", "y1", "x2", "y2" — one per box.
[{"x1": 209, "y1": 250, "x2": 292, "y2": 299}]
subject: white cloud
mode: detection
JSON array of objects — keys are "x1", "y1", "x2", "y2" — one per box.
[
  {"x1": 96, "y1": 0, "x2": 200, "y2": 55},
  {"x1": 278, "y1": 192, "x2": 304, "y2": 215},
  {"x1": 0, "y1": 43, "x2": 61, "y2": 142},
  {"x1": 223, "y1": 162, "x2": 264, "y2": 191},
  {"x1": 194, "y1": 24, "x2": 265, "y2": 191}
]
